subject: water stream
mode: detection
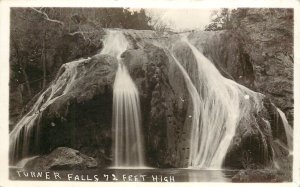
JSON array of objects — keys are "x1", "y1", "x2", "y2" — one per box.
[
  {"x1": 101, "y1": 30, "x2": 145, "y2": 167},
  {"x1": 183, "y1": 37, "x2": 263, "y2": 168}
]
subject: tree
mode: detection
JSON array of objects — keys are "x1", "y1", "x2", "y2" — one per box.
[
  {"x1": 147, "y1": 10, "x2": 172, "y2": 32},
  {"x1": 205, "y1": 8, "x2": 233, "y2": 31}
]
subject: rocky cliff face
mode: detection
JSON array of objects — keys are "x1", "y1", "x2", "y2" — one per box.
[
  {"x1": 238, "y1": 9, "x2": 293, "y2": 125},
  {"x1": 190, "y1": 9, "x2": 293, "y2": 125}
]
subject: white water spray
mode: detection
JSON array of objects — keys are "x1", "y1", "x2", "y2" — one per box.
[
  {"x1": 180, "y1": 37, "x2": 263, "y2": 168},
  {"x1": 101, "y1": 30, "x2": 145, "y2": 167},
  {"x1": 9, "y1": 58, "x2": 87, "y2": 164}
]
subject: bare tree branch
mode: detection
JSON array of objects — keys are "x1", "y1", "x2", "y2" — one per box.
[
  {"x1": 30, "y1": 8, "x2": 64, "y2": 26},
  {"x1": 68, "y1": 31, "x2": 94, "y2": 36},
  {"x1": 68, "y1": 30, "x2": 97, "y2": 46}
]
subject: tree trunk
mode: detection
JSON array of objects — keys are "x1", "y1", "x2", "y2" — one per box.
[
  {"x1": 20, "y1": 64, "x2": 32, "y2": 97},
  {"x1": 42, "y1": 32, "x2": 47, "y2": 89},
  {"x1": 13, "y1": 39, "x2": 32, "y2": 97}
]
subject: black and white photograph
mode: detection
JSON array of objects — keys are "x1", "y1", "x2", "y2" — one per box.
[{"x1": 0, "y1": 0, "x2": 299, "y2": 185}]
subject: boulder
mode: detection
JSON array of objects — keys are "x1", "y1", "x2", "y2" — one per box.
[{"x1": 24, "y1": 147, "x2": 97, "y2": 170}]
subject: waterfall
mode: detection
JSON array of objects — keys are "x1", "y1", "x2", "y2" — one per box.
[
  {"x1": 169, "y1": 53, "x2": 201, "y2": 167},
  {"x1": 179, "y1": 37, "x2": 263, "y2": 169},
  {"x1": 136, "y1": 33, "x2": 264, "y2": 169},
  {"x1": 9, "y1": 28, "x2": 292, "y2": 171},
  {"x1": 9, "y1": 58, "x2": 87, "y2": 164},
  {"x1": 276, "y1": 108, "x2": 293, "y2": 153},
  {"x1": 101, "y1": 30, "x2": 145, "y2": 167}
]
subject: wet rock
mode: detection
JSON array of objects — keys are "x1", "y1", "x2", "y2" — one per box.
[{"x1": 122, "y1": 44, "x2": 191, "y2": 168}]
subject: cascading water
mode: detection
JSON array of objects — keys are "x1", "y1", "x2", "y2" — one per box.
[
  {"x1": 186, "y1": 38, "x2": 264, "y2": 168},
  {"x1": 169, "y1": 52, "x2": 201, "y2": 165},
  {"x1": 177, "y1": 37, "x2": 264, "y2": 169},
  {"x1": 9, "y1": 58, "x2": 87, "y2": 164},
  {"x1": 132, "y1": 33, "x2": 265, "y2": 169},
  {"x1": 101, "y1": 30, "x2": 145, "y2": 167},
  {"x1": 276, "y1": 108, "x2": 293, "y2": 153}
]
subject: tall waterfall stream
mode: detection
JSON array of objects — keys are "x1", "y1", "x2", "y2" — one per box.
[{"x1": 101, "y1": 31, "x2": 146, "y2": 167}]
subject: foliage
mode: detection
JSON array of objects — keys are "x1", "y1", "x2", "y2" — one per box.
[
  {"x1": 205, "y1": 8, "x2": 233, "y2": 31},
  {"x1": 147, "y1": 10, "x2": 172, "y2": 32}
]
